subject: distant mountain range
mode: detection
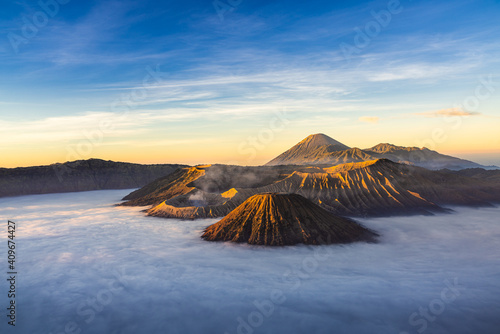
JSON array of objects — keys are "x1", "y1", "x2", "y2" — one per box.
[
  {"x1": 120, "y1": 159, "x2": 500, "y2": 219},
  {"x1": 0, "y1": 159, "x2": 186, "y2": 198},
  {"x1": 1, "y1": 134, "x2": 498, "y2": 206},
  {"x1": 266, "y1": 133, "x2": 495, "y2": 170},
  {"x1": 449, "y1": 168, "x2": 500, "y2": 182}
]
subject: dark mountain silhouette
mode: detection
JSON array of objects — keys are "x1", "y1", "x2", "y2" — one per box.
[
  {"x1": 0, "y1": 159, "x2": 186, "y2": 198},
  {"x1": 265, "y1": 134, "x2": 486, "y2": 170},
  {"x1": 201, "y1": 193, "x2": 378, "y2": 246},
  {"x1": 446, "y1": 168, "x2": 500, "y2": 184}
]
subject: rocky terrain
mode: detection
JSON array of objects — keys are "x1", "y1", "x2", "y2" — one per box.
[
  {"x1": 266, "y1": 134, "x2": 489, "y2": 170},
  {"x1": 0, "y1": 159, "x2": 186, "y2": 198},
  {"x1": 447, "y1": 168, "x2": 500, "y2": 184},
  {"x1": 120, "y1": 159, "x2": 500, "y2": 219},
  {"x1": 202, "y1": 193, "x2": 378, "y2": 246}
]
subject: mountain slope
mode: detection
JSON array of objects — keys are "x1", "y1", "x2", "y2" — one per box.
[
  {"x1": 121, "y1": 159, "x2": 500, "y2": 219},
  {"x1": 201, "y1": 193, "x2": 377, "y2": 246},
  {"x1": 0, "y1": 159, "x2": 186, "y2": 198},
  {"x1": 254, "y1": 160, "x2": 444, "y2": 216},
  {"x1": 266, "y1": 134, "x2": 351, "y2": 166},
  {"x1": 121, "y1": 166, "x2": 206, "y2": 206},
  {"x1": 446, "y1": 168, "x2": 500, "y2": 184},
  {"x1": 121, "y1": 164, "x2": 294, "y2": 206},
  {"x1": 364, "y1": 143, "x2": 483, "y2": 170}
]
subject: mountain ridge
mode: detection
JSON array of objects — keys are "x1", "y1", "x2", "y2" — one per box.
[
  {"x1": 266, "y1": 134, "x2": 488, "y2": 170},
  {"x1": 0, "y1": 159, "x2": 186, "y2": 198},
  {"x1": 120, "y1": 159, "x2": 500, "y2": 219}
]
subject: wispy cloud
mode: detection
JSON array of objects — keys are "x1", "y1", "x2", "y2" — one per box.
[
  {"x1": 416, "y1": 108, "x2": 481, "y2": 118},
  {"x1": 0, "y1": 112, "x2": 145, "y2": 146},
  {"x1": 364, "y1": 60, "x2": 480, "y2": 82},
  {"x1": 358, "y1": 116, "x2": 379, "y2": 124}
]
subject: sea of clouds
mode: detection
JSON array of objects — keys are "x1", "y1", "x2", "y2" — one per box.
[{"x1": 0, "y1": 189, "x2": 499, "y2": 334}]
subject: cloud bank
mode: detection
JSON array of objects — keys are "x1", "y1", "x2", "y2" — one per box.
[{"x1": 0, "y1": 190, "x2": 499, "y2": 334}]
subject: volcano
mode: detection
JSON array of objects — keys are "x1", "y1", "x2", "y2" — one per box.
[
  {"x1": 266, "y1": 134, "x2": 351, "y2": 166},
  {"x1": 265, "y1": 134, "x2": 486, "y2": 170},
  {"x1": 201, "y1": 193, "x2": 377, "y2": 246}
]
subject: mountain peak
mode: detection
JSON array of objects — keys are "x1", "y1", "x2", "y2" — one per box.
[
  {"x1": 298, "y1": 134, "x2": 350, "y2": 150},
  {"x1": 265, "y1": 134, "x2": 351, "y2": 166}
]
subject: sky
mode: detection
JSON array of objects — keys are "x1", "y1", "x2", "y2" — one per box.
[{"x1": 0, "y1": 0, "x2": 499, "y2": 168}]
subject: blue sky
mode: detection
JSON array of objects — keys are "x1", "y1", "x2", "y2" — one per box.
[{"x1": 0, "y1": 0, "x2": 499, "y2": 167}]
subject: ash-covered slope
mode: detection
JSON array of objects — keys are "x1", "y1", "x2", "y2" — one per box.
[
  {"x1": 266, "y1": 134, "x2": 485, "y2": 170},
  {"x1": 0, "y1": 159, "x2": 186, "y2": 198},
  {"x1": 258, "y1": 160, "x2": 499, "y2": 214},
  {"x1": 121, "y1": 159, "x2": 500, "y2": 219},
  {"x1": 120, "y1": 164, "x2": 295, "y2": 207},
  {"x1": 121, "y1": 165, "x2": 207, "y2": 206},
  {"x1": 256, "y1": 160, "x2": 442, "y2": 216},
  {"x1": 201, "y1": 193, "x2": 377, "y2": 246}
]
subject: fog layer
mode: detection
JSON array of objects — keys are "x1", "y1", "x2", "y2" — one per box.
[{"x1": 0, "y1": 190, "x2": 499, "y2": 334}]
